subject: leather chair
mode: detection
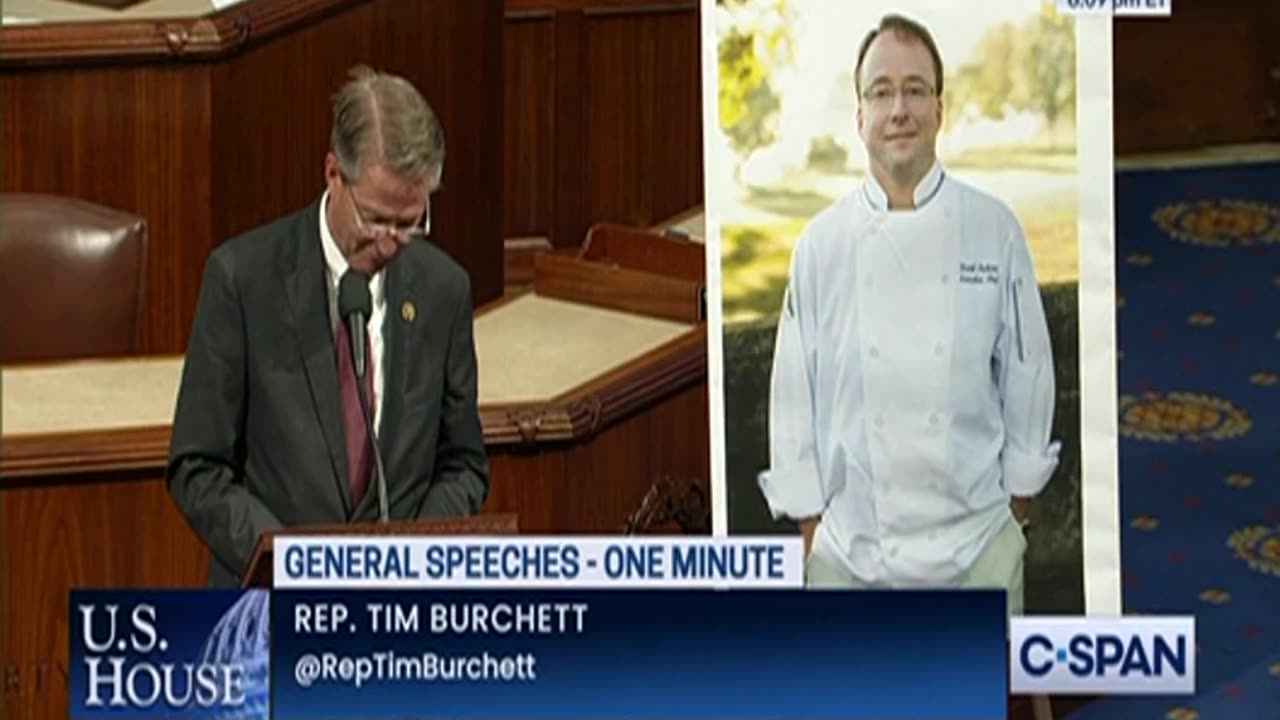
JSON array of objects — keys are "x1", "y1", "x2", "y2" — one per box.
[{"x1": 0, "y1": 193, "x2": 147, "y2": 364}]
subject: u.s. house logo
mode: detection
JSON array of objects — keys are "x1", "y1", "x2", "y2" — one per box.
[{"x1": 71, "y1": 590, "x2": 270, "y2": 719}]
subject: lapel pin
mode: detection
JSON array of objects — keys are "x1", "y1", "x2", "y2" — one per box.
[{"x1": 401, "y1": 300, "x2": 416, "y2": 322}]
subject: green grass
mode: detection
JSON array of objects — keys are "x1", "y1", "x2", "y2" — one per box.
[
  {"x1": 742, "y1": 187, "x2": 837, "y2": 219},
  {"x1": 944, "y1": 144, "x2": 1077, "y2": 173},
  {"x1": 721, "y1": 142, "x2": 1081, "y2": 323},
  {"x1": 1017, "y1": 194, "x2": 1078, "y2": 286},
  {"x1": 721, "y1": 219, "x2": 808, "y2": 323},
  {"x1": 721, "y1": 189, "x2": 1078, "y2": 324}
]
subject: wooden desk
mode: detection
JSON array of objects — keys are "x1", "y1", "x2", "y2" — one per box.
[
  {"x1": 0, "y1": 228, "x2": 708, "y2": 719},
  {"x1": 1, "y1": 292, "x2": 708, "y2": 523}
]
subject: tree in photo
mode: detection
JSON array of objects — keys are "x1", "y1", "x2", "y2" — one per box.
[{"x1": 717, "y1": 0, "x2": 794, "y2": 165}]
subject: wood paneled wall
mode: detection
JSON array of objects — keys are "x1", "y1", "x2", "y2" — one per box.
[
  {"x1": 1114, "y1": 0, "x2": 1280, "y2": 153},
  {"x1": 502, "y1": 0, "x2": 703, "y2": 248},
  {"x1": 0, "y1": 471, "x2": 211, "y2": 719},
  {"x1": 0, "y1": 0, "x2": 504, "y2": 355},
  {"x1": 0, "y1": 0, "x2": 706, "y2": 355}
]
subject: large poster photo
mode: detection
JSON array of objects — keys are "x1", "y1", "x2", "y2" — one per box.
[{"x1": 704, "y1": 0, "x2": 1110, "y2": 617}]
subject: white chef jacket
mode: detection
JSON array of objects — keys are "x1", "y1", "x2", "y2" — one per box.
[{"x1": 758, "y1": 161, "x2": 1060, "y2": 585}]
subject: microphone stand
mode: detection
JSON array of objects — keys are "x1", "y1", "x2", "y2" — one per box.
[
  {"x1": 339, "y1": 269, "x2": 388, "y2": 525},
  {"x1": 347, "y1": 312, "x2": 389, "y2": 525},
  {"x1": 354, "y1": 374, "x2": 389, "y2": 524}
]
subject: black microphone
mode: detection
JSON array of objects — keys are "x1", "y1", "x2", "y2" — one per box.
[{"x1": 337, "y1": 270, "x2": 389, "y2": 524}]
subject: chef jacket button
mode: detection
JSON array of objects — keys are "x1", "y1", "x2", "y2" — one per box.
[
  {"x1": 934, "y1": 342, "x2": 945, "y2": 355},
  {"x1": 875, "y1": 416, "x2": 885, "y2": 428},
  {"x1": 929, "y1": 413, "x2": 939, "y2": 426},
  {"x1": 941, "y1": 273, "x2": 949, "y2": 284},
  {"x1": 869, "y1": 346, "x2": 879, "y2": 358}
]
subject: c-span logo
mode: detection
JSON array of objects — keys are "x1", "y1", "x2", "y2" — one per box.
[{"x1": 1010, "y1": 616, "x2": 1195, "y2": 694}]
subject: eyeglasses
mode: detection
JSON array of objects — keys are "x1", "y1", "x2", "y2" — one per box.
[
  {"x1": 344, "y1": 182, "x2": 431, "y2": 242},
  {"x1": 862, "y1": 81, "x2": 936, "y2": 107}
]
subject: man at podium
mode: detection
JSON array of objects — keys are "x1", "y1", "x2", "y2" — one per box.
[{"x1": 167, "y1": 66, "x2": 490, "y2": 587}]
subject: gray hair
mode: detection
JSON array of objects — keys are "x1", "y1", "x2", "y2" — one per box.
[{"x1": 330, "y1": 65, "x2": 445, "y2": 186}]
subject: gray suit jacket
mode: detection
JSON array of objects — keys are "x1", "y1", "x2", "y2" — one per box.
[{"x1": 167, "y1": 199, "x2": 489, "y2": 587}]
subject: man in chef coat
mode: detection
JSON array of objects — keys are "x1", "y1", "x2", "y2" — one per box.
[{"x1": 758, "y1": 13, "x2": 1060, "y2": 614}]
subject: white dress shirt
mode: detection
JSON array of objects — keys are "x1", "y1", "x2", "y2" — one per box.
[
  {"x1": 319, "y1": 191, "x2": 386, "y2": 435},
  {"x1": 758, "y1": 161, "x2": 1061, "y2": 585}
]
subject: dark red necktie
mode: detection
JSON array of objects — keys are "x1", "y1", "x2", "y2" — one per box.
[{"x1": 336, "y1": 320, "x2": 375, "y2": 509}]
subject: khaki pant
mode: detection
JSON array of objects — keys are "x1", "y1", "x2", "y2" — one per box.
[{"x1": 805, "y1": 515, "x2": 1027, "y2": 615}]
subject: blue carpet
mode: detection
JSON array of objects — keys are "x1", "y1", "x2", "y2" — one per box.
[
  {"x1": 1188, "y1": 655, "x2": 1280, "y2": 718},
  {"x1": 1067, "y1": 162, "x2": 1280, "y2": 720}
]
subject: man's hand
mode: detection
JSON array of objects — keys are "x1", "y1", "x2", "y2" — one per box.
[
  {"x1": 1010, "y1": 496, "x2": 1031, "y2": 524},
  {"x1": 798, "y1": 516, "x2": 820, "y2": 556}
]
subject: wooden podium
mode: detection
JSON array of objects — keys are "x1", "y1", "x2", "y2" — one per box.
[{"x1": 239, "y1": 513, "x2": 519, "y2": 588}]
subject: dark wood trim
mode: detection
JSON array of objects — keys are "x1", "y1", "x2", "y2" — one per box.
[
  {"x1": 581, "y1": 3, "x2": 697, "y2": 17},
  {"x1": 504, "y1": 9, "x2": 555, "y2": 21},
  {"x1": 533, "y1": 251, "x2": 703, "y2": 322},
  {"x1": 0, "y1": 425, "x2": 170, "y2": 479},
  {"x1": 481, "y1": 323, "x2": 705, "y2": 446},
  {"x1": 505, "y1": 0, "x2": 695, "y2": 12},
  {"x1": 1112, "y1": 0, "x2": 1280, "y2": 152},
  {"x1": 581, "y1": 223, "x2": 704, "y2": 280},
  {"x1": 0, "y1": 0, "x2": 358, "y2": 66}
]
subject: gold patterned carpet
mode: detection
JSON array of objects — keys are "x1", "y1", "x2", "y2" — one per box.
[{"x1": 1070, "y1": 159, "x2": 1280, "y2": 718}]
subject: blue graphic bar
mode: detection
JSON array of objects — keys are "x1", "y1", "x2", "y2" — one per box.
[{"x1": 270, "y1": 589, "x2": 1007, "y2": 719}]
